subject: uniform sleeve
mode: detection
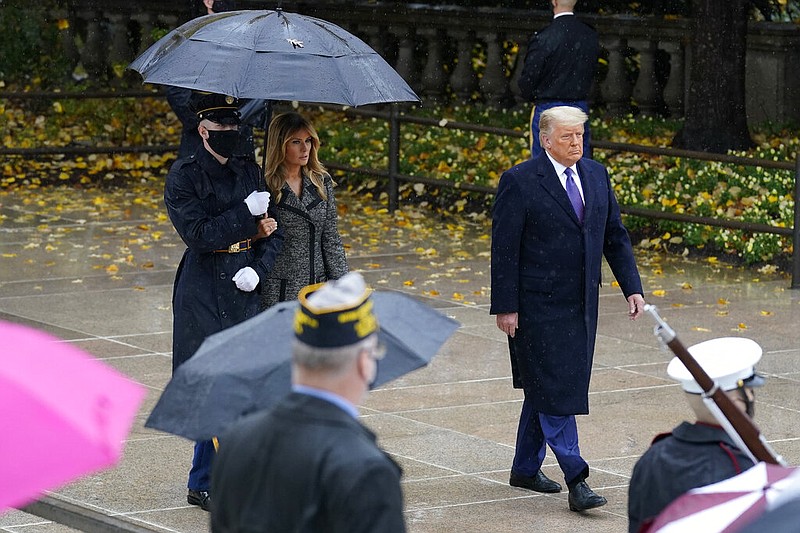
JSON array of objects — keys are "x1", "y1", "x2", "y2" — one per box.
[
  {"x1": 320, "y1": 176, "x2": 349, "y2": 280},
  {"x1": 165, "y1": 87, "x2": 198, "y2": 131},
  {"x1": 164, "y1": 162, "x2": 260, "y2": 253},
  {"x1": 490, "y1": 170, "x2": 525, "y2": 315}
]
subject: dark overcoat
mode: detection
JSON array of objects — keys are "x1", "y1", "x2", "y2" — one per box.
[
  {"x1": 211, "y1": 392, "x2": 406, "y2": 533},
  {"x1": 165, "y1": 148, "x2": 283, "y2": 370},
  {"x1": 490, "y1": 154, "x2": 642, "y2": 414},
  {"x1": 517, "y1": 14, "x2": 599, "y2": 103},
  {"x1": 627, "y1": 422, "x2": 755, "y2": 533},
  {"x1": 259, "y1": 174, "x2": 348, "y2": 309}
]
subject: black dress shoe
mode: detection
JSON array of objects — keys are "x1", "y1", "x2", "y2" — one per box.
[
  {"x1": 568, "y1": 481, "x2": 607, "y2": 512},
  {"x1": 187, "y1": 489, "x2": 211, "y2": 512},
  {"x1": 509, "y1": 470, "x2": 562, "y2": 493}
]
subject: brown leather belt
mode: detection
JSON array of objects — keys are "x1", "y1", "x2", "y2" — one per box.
[{"x1": 214, "y1": 239, "x2": 252, "y2": 253}]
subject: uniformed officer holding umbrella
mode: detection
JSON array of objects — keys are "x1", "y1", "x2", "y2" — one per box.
[{"x1": 164, "y1": 92, "x2": 283, "y2": 511}]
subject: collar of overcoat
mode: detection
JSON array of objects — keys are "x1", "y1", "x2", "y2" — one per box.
[{"x1": 535, "y1": 154, "x2": 596, "y2": 227}]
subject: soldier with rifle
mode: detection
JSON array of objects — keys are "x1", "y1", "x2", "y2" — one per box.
[{"x1": 627, "y1": 326, "x2": 778, "y2": 533}]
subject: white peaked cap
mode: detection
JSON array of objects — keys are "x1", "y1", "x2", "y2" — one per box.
[{"x1": 667, "y1": 337, "x2": 763, "y2": 394}]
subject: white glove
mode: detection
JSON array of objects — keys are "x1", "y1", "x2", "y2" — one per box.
[
  {"x1": 232, "y1": 267, "x2": 259, "y2": 292},
  {"x1": 244, "y1": 191, "x2": 270, "y2": 216}
]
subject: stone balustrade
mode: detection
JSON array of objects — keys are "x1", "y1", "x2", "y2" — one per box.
[{"x1": 54, "y1": 1, "x2": 800, "y2": 124}]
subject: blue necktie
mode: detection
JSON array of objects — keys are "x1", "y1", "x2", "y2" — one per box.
[{"x1": 565, "y1": 168, "x2": 584, "y2": 223}]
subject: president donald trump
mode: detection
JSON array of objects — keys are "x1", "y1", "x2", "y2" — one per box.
[{"x1": 490, "y1": 106, "x2": 646, "y2": 512}]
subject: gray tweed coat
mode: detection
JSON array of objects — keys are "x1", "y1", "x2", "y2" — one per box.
[{"x1": 259, "y1": 173, "x2": 348, "y2": 309}]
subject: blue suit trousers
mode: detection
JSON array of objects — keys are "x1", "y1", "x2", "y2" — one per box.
[
  {"x1": 512, "y1": 392, "x2": 590, "y2": 486},
  {"x1": 188, "y1": 439, "x2": 215, "y2": 491}
]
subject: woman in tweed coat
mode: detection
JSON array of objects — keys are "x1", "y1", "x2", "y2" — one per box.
[{"x1": 259, "y1": 112, "x2": 348, "y2": 310}]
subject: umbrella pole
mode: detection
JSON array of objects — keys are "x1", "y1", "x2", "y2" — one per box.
[{"x1": 260, "y1": 100, "x2": 274, "y2": 172}]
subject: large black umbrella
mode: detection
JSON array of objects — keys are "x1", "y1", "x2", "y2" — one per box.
[
  {"x1": 128, "y1": 9, "x2": 420, "y2": 106},
  {"x1": 145, "y1": 292, "x2": 459, "y2": 441}
]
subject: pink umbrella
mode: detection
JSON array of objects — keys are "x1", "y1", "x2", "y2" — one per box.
[
  {"x1": 647, "y1": 462, "x2": 800, "y2": 533},
  {"x1": 0, "y1": 320, "x2": 146, "y2": 513}
]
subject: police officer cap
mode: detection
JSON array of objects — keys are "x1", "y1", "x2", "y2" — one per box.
[
  {"x1": 190, "y1": 92, "x2": 240, "y2": 125},
  {"x1": 294, "y1": 272, "x2": 379, "y2": 349},
  {"x1": 667, "y1": 337, "x2": 765, "y2": 394}
]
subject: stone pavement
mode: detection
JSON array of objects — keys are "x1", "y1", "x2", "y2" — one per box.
[{"x1": 2, "y1": 186, "x2": 799, "y2": 533}]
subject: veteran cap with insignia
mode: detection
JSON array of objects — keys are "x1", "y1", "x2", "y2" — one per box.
[
  {"x1": 294, "y1": 273, "x2": 379, "y2": 348},
  {"x1": 667, "y1": 337, "x2": 766, "y2": 394},
  {"x1": 190, "y1": 91, "x2": 241, "y2": 125}
]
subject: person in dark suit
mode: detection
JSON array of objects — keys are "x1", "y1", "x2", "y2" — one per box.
[
  {"x1": 517, "y1": 0, "x2": 599, "y2": 159},
  {"x1": 628, "y1": 338, "x2": 765, "y2": 533},
  {"x1": 211, "y1": 273, "x2": 406, "y2": 533},
  {"x1": 490, "y1": 105, "x2": 645, "y2": 512},
  {"x1": 164, "y1": 92, "x2": 282, "y2": 511}
]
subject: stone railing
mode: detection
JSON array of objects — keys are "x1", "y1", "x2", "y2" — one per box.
[{"x1": 54, "y1": 1, "x2": 800, "y2": 124}]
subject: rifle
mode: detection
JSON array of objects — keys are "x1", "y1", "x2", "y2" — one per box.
[{"x1": 644, "y1": 304, "x2": 785, "y2": 466}]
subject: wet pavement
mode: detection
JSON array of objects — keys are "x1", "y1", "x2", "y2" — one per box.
[{"x1": 1, "y1": 184, "x2": 799, "y2": 533}]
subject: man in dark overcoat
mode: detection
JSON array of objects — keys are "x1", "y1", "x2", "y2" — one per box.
[
  {"x1": 211, "y1": 273, "x2": 406, "y2": 533},
  {"x1": 490, "y1": 105, "x2": 645, "y2": 512},
  {"x1": 628, "y1": 337, "x2": 765, "y2": 533},
  {"x1": 517, "y1": 0, "x2": 599, "y2": 158},
  {"x1": 164, "y1": 92, "x2": 282, "y2": 511}
]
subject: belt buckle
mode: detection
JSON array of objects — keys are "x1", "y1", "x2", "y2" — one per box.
[{"x1": 228, "y1": 242, "x2": 240, "y2": 253}]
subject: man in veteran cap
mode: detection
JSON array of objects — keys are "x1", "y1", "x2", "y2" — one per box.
[
  {"x1": 210, "y1": 272, "x2": 406, "y2": 533},
  {"x1": 164, "y1": 91, "x2": 282, "y2": 511},
  {"x1": 627, "y1": 337, "x2": 766, "y2": 533}
]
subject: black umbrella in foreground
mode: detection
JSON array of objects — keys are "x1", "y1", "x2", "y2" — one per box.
[{"x1": 145, "y1": 292, "x2": 459, "y2": 441}]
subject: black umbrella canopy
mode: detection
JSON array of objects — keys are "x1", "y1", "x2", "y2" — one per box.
[
  {"x1": 129, "y1": 9, "x2": 420, "y2": 106},
  {"x1": 145, "y1": 291, "x2": 459, "y2": 441}
]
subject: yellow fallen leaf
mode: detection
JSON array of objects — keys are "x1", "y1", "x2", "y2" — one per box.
[
  {"x1": 738, "y1": 323, "x2": 747, "y2": 329},
  {"x1": 106, "y1": 264, "x2": 119, "y2": 273},
  {"x1": 717, "y1": 298, "x2": 729, "y2": 305},
  {"x1": 691, "y1": 327, "x2": 711, "y2": 332},
  {"x1": 611, "y1": 280, "x2": 620, "y2": 287},
  {"x1": 716, "y1": 311, "x2": 729, "y2": 316},
  {"x1": 452, "y1": 292, "x2": 464, "y2": 301},
  {"x1": 403, "y1": 280, "x2": 414, "y2": 286},
  {"x1": 652, "y1": 289, "x2": 666, "y2": 297},
  {"x1": 671, "y1": 303, "x2": 684, "y2": 308},
  {"x1": 681, "y1": 282, "x2": 693, "y2": 290}
]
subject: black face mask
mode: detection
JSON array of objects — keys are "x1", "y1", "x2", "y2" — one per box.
[{"x1": 206, "y1": 129, "x2": 239, "y2": 159}]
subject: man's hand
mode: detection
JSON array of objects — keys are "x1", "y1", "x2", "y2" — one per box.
[
  {"x1": 244, "y1": 190, "x2": 270, "y2": 216},
  {"x1": 627, "y1": 294, "x2": 646, "y2": 320},
  {"x1": 496, "y1": 312, "x2": 519, "y2": 338},
  {"x1": 232, "y1": 267, "x2": 259, "y2": 292}
]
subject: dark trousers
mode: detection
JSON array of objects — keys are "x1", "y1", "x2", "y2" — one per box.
[
  {"x1": 529, "y1": 100, "x2": 592, "y2": 160},
  {"x1": 512, "y1": 392, "x2": 589, "y2": 486},
  {"x1": 188, "y1": 439, "x2": 215, "y2": 491}
]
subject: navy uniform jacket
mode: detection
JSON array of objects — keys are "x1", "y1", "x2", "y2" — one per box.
[
  {"x1": 517, "y1": 14, "x2": 599, "y2": 103},
  {"x1": 211, "y1": 393, "x2": 406, "y2": 533},
  {"x1": 627, "y1": 422, "x2": 756, "y2": 533},
  {"x1": 259, "y1": 174, "x2": 348, "y2": 310},
  {"x1": 490, "y1": 154, "x2": 642, "y2": 414},
  {"x1": 165, "y1": 148, "x2": 283, "y2": 370}
]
